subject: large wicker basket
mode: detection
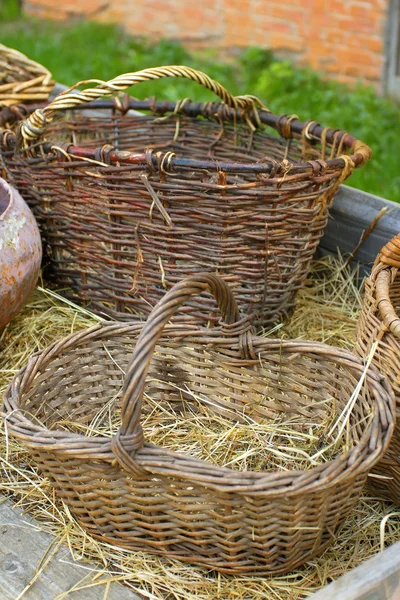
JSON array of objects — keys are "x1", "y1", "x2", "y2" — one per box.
[
  {"x1": 0, "y1": 65, "x2": 371, "y2": 328},
  {"x1": 0, "y1": 44, "x2": 54, "y2": 107},
  {"x1": 3, "y1": 273, "x2": 394, "y2": 575},
  {"x1": 356, "y1": 233, "x2": 400, "y2": 503}
]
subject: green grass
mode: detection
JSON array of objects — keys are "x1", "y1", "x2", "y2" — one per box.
[
  {"x1": 1, "y1": 16, "x2": 400, "y2": 201},
  {"x1": 0, "y1": 0, "x2": 21, "y2": 21}
]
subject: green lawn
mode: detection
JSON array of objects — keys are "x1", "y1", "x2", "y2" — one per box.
[{"x1": 1, "y1": 16, "x2": 400, "y2": 201}]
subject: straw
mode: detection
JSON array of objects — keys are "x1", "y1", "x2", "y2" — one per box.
[{"x1": 0, "y1": 255, "x2": 399, "y2": 599}]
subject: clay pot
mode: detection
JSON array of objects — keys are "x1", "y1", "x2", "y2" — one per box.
[{"x1": 0, "y1": 177, "x2": 42, "y2": 329}]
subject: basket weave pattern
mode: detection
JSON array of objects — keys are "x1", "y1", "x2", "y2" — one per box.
[
  {"x1": 356, "y1": 233, "x2": 400, "y2": 503},
  {"x1": 0, "y1": 44, "x2": 54, "y2": 107},
  {"x1": 0, "y1": 65, "x2": 371, "y2": 328},
  {"x1": 3, "y1": 274, "x2": 394, "y2": 574}
]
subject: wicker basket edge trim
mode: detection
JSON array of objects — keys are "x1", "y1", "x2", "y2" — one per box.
[
  {"x1": 14, "y1": 64, "x2": 371, "y2": 170},
  {"x1": 2, "y1": 324, "x2": 394, "y2": 494}
]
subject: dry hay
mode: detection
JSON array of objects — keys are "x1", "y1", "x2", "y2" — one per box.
[{"x1": 1, "y1": 257, "x2": 400, "y2": 599}]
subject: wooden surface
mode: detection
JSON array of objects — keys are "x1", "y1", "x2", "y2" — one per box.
[
  {"x1": 320, "y1": 185, "x2": 400, "y2": 273},
  {"x1": 0, "y1": 496, "x2": 142, "y2": 599},
  {"x1": 309, "y1": 541, "x2": 400, "y2": 600}
]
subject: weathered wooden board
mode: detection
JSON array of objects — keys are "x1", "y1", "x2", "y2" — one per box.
[
  {"x1": 0, "y1": 496, "x2": 142, "y2": 599},
  {"x1": 319, "y1": 185, "x2": 400, "y2": 273},
  {"x1": 309, "y1": 541, "x2": 400, "y2": 600}
]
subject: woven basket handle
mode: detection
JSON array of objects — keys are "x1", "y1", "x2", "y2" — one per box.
[
  {"x1": 111, "y1": 273, "x2": 250, "y2": 473},
  {"x1": 19, "y1": 65, "x2": 262, "y2": 145},
  {"x1": 375, "y1": 233, "x2": 400, "y2": 336},
  {"x1": 377, "y1": 233, "x2": 400, "y2": 269}
]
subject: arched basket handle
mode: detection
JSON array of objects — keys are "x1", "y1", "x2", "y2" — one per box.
[
  {"x1": 111, "y1": 273, "x2": 251, "y2": 474},
  {"x1": 377, "y1": 233, "x2": 400, "y2": 269},
  {"x1": 19, "y1": 65, "x2": 264, "y2": 147},
  {"x1": 374, "y1": 233, "x2": 400, "y2": 337}
]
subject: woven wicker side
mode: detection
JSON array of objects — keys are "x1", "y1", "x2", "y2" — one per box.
[
  {"x1": 3, "y1": 274, "x2": 394, "y2": 574},
  {"x1": 355, "y1": 234, "x2": 400, "y2": 503},
  {"x1": 0, "y1": 65, "x2": 371, "y2": 329}
]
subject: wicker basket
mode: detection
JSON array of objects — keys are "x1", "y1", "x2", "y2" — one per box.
[
  {"x1": 0, "y1": 65, "x2": 371, "y2": 328},
  {"x1": 0, "y1": 44, "x2": 54, "y2": 107},
  {"x1": 3, "y1": 273, "x2": 394, "y2": 575},
  {"x1": 355, "y1": 233, "x2": 400, "y2": 503}
]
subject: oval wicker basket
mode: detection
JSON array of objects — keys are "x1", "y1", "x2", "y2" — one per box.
[
  {"x1": 0, "y1": 65, "x2": 371, "y2": 329},
  {"x1": 3, "y1": 273, "x2": 394, "y2": 575},
  {"x1": 0, "y1": 44, "x2": 54, "y2": 107},
  {"x1": 356, "y1": 233, "x2": 400, "y2": 503}
]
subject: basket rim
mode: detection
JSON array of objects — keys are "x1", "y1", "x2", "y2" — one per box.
[
  {"x1": 0, "y1": 44, "x2": 54, "y2": 107},
  {"x1": 2, "y1": 320, "x2": 394, "y2": 496},
  {"x1": 1, "y1": 98, "x2": 371, "y2": 175},
  {"x1": 0, "y1": 44, "x2": 52, "y2": 78}
]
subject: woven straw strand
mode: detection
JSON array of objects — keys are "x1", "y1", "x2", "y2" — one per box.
[{"x1": 20, "y1": 65, "x2": 263, "y2": 145}]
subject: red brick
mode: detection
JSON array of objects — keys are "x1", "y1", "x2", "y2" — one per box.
[
  {"x1": 342, "y1": 63, "x2": 382, "y2": 80},
  {"x1": 329, "y1": 0, "x2": 350, "y2": 12},
  {"x1": 24, "y1": 0, "x2": 386, "y2": 88},
  {"x1": 307, "y1": 40, "x2": 334, "y2": 57},
  {"x1": 349, "y1": 3, "x2": 372, "y2": 18},
  {"x1": 344, "y1": 33, "x2": 375, "y2": 49},
  {"x1": 335, "y1": 47, "x2": 382, "y2": 67},
  {"x1": 253, "y1": 17, "x2": 294, "y2": 34},
  {"x1": 96, "y1": 7, "x2": 125, "y2": 23},
  {"x1": 268, "y1": 32, "x2": 305, "y2": 51},
  {"x1": 336, "y1": 14, "x2": 377, "y2": 33},
  {"x1": 63, "y1": 0, "x2": 105, "y2": 13},
  {"x1": 26, "y1": 0, "x2": 61, "y2": 8},
  {"x1": 267, "y1": 5, "x2": 305, "y2": 23},
  {"x1": 325, "y1": 29, "x2": 348, "y2": 44},
  {"x1": 335, "y1": 73, "x2": 360, "y2": 85},
  {"x1": 277, "y1": 0, "x2": 310, "y2": 4},
  {"x1": 26, "y1": 5, "x2": 66, "y2": 19},
  {"x1": 368, "y1": 37, "x2": 384, "y2": 53},
  {"x1": 309, "y1": 14, "x2": 337, "y2": 29}
]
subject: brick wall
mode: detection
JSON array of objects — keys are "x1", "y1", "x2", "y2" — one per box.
[{"x1": 24, "y1": 0, "x2": 389, "y2": 89}]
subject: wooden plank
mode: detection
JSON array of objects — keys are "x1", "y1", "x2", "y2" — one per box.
[
  {"x1": 49, "y1": 83, "x2": 68, "y2": 98},
  {"x1": 309, "y1": 541, "x2": 400, "y2": 600},
  {"x1": 320, "y1": 185, "x2": 400, "y2": 272},
  {"x1": 0, "y1": 496, "x2": 142, "y2": 600}
]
